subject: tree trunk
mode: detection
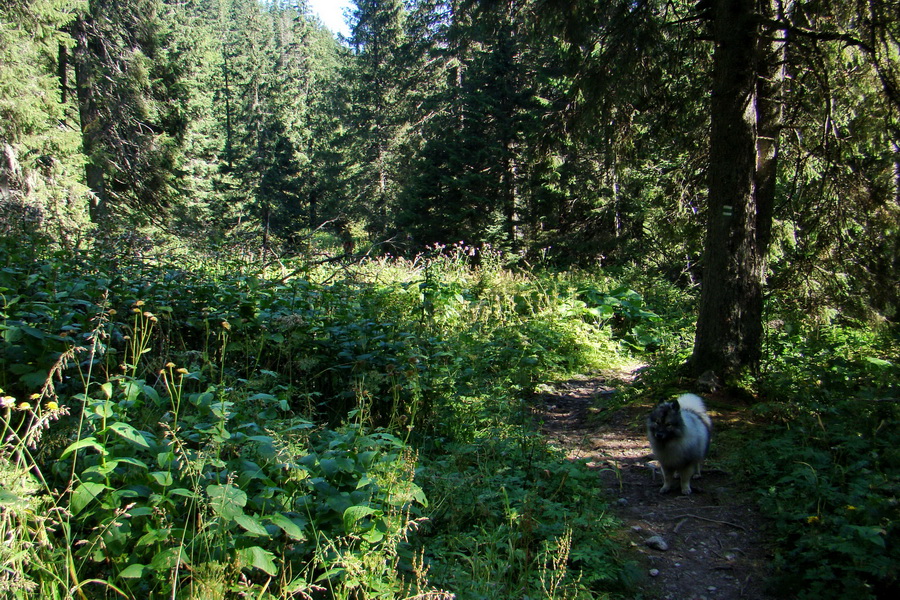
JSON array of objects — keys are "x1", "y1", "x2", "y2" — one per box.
[
  {"x1": 690, "y1": 0, "x2": 766, "y2": 377},
  {"x1": 72, "y1": 15, "x2": 109, "y2": 223},
  {"x1": 755, "y1": 0, "x2": 791, "y2": 258}
]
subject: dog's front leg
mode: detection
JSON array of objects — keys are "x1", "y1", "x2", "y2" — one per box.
[
  {"x1": 659, "y1": 466, "x2": 676, "y2": 493},
  {"x1": 678, "y1": 464, "x2": 697, "y2": 494}
]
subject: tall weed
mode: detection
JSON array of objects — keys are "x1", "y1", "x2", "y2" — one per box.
[{"x1": 1, "y1": 238, "x2": 639, "y2": 598}]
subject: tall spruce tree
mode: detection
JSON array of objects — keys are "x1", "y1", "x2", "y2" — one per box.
[
  {"x1": 343, "y1": 0, "x2": 409, "y2": 237},
  {"x1": 0, "y1": 0, "x2": 86, "y2": 235},
  {"x1": 399, "y1": 0, "x2": 547, "y2": 250},
  {"x1": 70, "y1": 0, "x2": 189, "y2": 223}
]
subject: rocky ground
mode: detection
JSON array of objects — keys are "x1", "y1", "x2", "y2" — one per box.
[{"x1": 534, "y1": 370, "x2": 774, "y2": 600}]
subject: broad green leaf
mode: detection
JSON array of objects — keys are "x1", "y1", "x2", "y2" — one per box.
[
  {"x1": 92, "y1": 402, "x2": 114, "y2": 419},
  {"x1": 343, "y1": 505, "x2": 378, "y2": 533},
  {"x1": 319, "y1": 458, "x2": 338, "y2": 476},
  {"x1": 21, "y1": 370, "x2": 49, "y2": 389},
  {"x1": 865, "y1": 356, "x2": 893, "y2": 368},
  {"x1": 207, "y1": 484, "x2": 247, "y2": 520},
  {"x1": 149, "y1": 471, "x2": 174, "y2": 487},
  {"x1": 269, "y1": 512, "x2": 307, "y2": 541},
  {"x1": 143, "y1": 384, "x2": 161, "y2": 404},
  {"x1": 236, "y1": 546, "x2": 278, "y2": 576},
  {"x1": 115, "y1": 456, "x2": 149, "y2": 470},
  {"x1": 18, "y1": 324, "x2": 45, "y2": 339},
  {"x1": 118, "y1": 564, "x2": 147, "y2": 579},
  {"x1": 156, "y1": 451, "x2": 176, "y2": 469},
  {"x1": 61, "y1": 437, "x2": 107, "y2": 459},
  {"x1": 108, "y1": 422, "x2": 152, "y2": 449},
  {"x1": 136, "y1": 528, "x2": 170, "y2": 548},
  {"x1": 71, "y1": 482, "x2": 109, "y2": 516},
  {"x1": 235, "y1": 513, "x2": 269, "y2": 536},
  {"x1": 150, "y1": 547, "x2": 190, "y2": 571},
  {"x1": 362, "y1": 528, "x2": 385, "y2": 543},
  {"x1": 167, "y1": 487, "x2": 199, "y2": 500},
  {"x1": 0, "y1": 489, "x2": 23, "y2": 505}
]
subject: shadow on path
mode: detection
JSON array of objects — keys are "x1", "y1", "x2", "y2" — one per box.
[{"x1": 534, "y1": 370, "x2": 774, "y2": 600}]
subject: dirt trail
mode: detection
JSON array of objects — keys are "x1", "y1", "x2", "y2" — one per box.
[{"x1": 534, "y1": 370, "x2": 773, "y2": 600}]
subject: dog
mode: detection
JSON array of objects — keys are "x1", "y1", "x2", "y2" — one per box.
[{"x1": 646, "y1": 393, "x2": 712, "y2": 494}]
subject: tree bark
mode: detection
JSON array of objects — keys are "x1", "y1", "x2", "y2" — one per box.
[
  {"x1": 691, "y1": 0, "x2": 767, "y2": 377},
  {"x1": 71, "y1": 14, "x2": 109, "y2": 223}
]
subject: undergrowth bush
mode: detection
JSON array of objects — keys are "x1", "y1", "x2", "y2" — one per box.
[
  {"x1": 1, "y1": 237, "x2": 647, "y2": 598},
  {"x1": 728, "y1": 316, "x2": 900, "y2": 600}
]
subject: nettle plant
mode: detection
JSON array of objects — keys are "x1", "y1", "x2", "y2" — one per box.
[{"x1": 1, "y1": 271, "x2": 432, "y2": 598}]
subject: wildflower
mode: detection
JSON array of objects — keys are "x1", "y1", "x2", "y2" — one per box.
[
  {"x1": 45, "y1": 401, "x2": 59, "y2": 411},
  {"x1": 134, "y1": 300, "x2": 145, "y2": 307},
  {"x1": 165, "y1": 362, "x2": 176, "y2": 368},
  {"x1": 108, "y1": 309, "x2": 117, "y2": 316},
  {"x1": 176, "y1": 368, "x2": 189, "y2": 375},
  {"x1": 846, "y1": 505, "x2": 857, "y2": 511},
  {"x1": 1, "y1": 395, "x2": 16, "y2": 409},
  {"x1": 807, "y1": 515, "x2": 821, "y2": 524},
  {"x1": 30, "y1": 393, "x2": 41, "y2": 400},
  {"x1": 17, "y1": 402, "x2": 32, "y2": 411},
  {"x1": 222, "y1": 321, "x2": 231, "y2": 331}
]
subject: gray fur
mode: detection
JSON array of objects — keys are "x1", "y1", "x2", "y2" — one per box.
[{"x1": 646, "y1": 393, "x2": 712, "y2": 494}]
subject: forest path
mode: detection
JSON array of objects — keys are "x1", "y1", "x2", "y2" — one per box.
[{"x1": 533, "y1": 369, "x2": 774, "y2": 600}]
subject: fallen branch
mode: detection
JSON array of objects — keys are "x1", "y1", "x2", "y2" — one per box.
[{"x1": 670, "y1": 513, "x2": 748, "y2": 532}]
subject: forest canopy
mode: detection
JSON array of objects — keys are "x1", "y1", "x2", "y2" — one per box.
[{"x1": 2, "y1": 0, "x2": 896, "y2": 307}]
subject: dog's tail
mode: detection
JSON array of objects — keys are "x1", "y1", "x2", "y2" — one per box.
[{"x1": 676, "y1": 393, "x2": 712, "y2": 429}]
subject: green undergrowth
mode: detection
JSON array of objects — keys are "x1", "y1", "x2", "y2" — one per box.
[
  {"x1": 609, "y1": 294, "x2": 899, "y2": 599},
  {"x1": 739, "y1": 316, "x2": 900, "y2": 599},
  {"x1": 0, "y1": 238, "x2": 657, "y2": 599},
  {"x1": 729, "y1": 320, "x2": 899, "y2": 599}
]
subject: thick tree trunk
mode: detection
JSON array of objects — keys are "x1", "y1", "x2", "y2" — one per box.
[{"x1": 691, "y1": 0, "x2": 765, "y2": 377}]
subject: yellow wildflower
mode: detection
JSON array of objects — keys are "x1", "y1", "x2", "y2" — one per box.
[
  {"x1": 17, "y1": 402, "x2": 32, "y2": 411},
  {"x1": 807, "y1": 516, "x2": 821, "y2": 524},
  {"x1": 46, "y1": 401, "x2": 59, "y2": 411},
  {"x1": 176, "y1": 368, "x2": 189, "y2": 375}
]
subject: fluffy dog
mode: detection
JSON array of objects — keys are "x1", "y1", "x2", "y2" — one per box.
[{"x1": 646, "y1": 393, "x2": 712, "y2": 494}]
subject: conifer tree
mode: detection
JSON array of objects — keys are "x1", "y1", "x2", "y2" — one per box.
[
  {"x1": 70, "y1": 0, "x2": 189, "y2": 223},
  {"x1": 343, "y1": 0, "x2": 409, "y2": 237},
  {"x1": 0, "y1": 0, "x2": 86, "y2": 233}
]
